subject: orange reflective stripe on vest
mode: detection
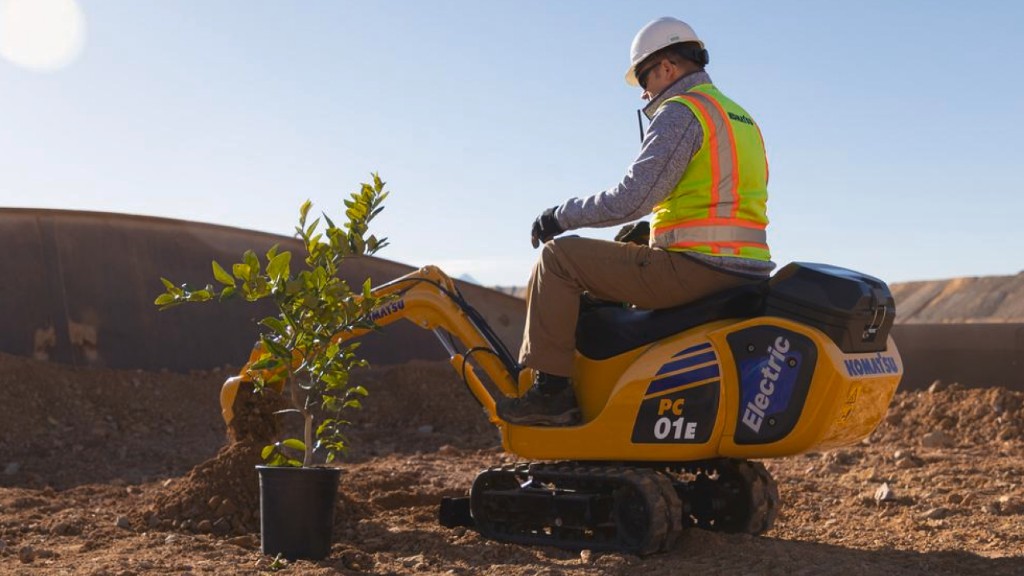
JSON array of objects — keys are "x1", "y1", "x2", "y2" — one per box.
[{"x1": 678, "y1": 92, "x2": 740, "y2": 219}]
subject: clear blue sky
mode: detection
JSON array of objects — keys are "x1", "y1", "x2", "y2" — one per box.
[{"x1": 2, "y1": 1, "x2": 1022, "y2": 286}]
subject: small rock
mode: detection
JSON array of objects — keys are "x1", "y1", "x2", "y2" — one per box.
[
  {"x1": 896, "y1": 457, "x2": 921, "y2": 469},
  {"x1": 875, "y1": 483, "x2": 896, "y2": 503},
  {"x1": 921, "y1": 430, "x2": 953, "y2": 449},
  {"x1": 946, "y1": 493, "x2": 964, "y2": 505},
  {"x1": 416, "y1": 425, "x2": 434, "y2": 435},
  {"x1": 823, "y1": 462, "x2": 845, "y2": 474},
  {"x1": 921, "y1": 507, "x2": 950, "y2": 520},
  {"x1": 197, "y1": 520, "x2": 213, "y2": 533},
  {"x1": 580, "y1": 549, "x2": 592, "y2": 563},
  {"x1": 207, "y1": 496, "x2": 222, "y2": 511},
  {"x1": 997, "y1": 496, "x2": 1024, "y2": 515},
  {"x1": 998, "y1": 427, "x2": 1020, "y2": 441},
  {"x1": 115, "y1": 516, "x2": 131, "y2": 530},
  {"x1": 3, "y1": 462, "x2": 20, "y2": 475},
  {"x1": 927, "y1": 380, "x2": 946, "y2": 393},
  {"x1": 399, "y1": 554, "x2": 426, "y2": 568},
  {"x1": 437, "y1": 444, "x2": 458, "y2": 456},
  {"x1": 162, "y1": 478, "x2": 174, "y2": 488},
  {"x1": 18, "y1": 545, "x2": 35, "y2": 564},
  {"x1": 226, "y1": 535, "x2": 257, "y2": 549},
  {"x1": 212, "y1": 517, "x2": 231, "y2": 535},
  {"x1": 214, "y1": 499, "x2": 238, "y2": 517},
  {"x1": 165, "y1": 534, "x2": 179, "y2": 544},
  {"x1": 147, "y1": 515, "x2": 162, "y2": 529}
]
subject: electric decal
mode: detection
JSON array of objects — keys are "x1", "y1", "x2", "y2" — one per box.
[
  {"x1": 631, "y1": 342, "x2": 720, "y2": 444},
  {"x1": 727, "y1": 326, "x2": 817, "y2": 444}
]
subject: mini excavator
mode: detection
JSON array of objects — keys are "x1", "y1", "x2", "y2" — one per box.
[{"x1": 219, "y1": 261, "x2": 902, "y2": 555}]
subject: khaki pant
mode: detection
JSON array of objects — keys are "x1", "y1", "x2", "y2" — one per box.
[{"x1": 518, "y1": 236, "x2": 762, "y2": 376}]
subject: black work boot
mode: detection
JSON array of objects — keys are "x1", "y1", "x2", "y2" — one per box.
[{"x1": 497, "y1": 372, "x2": 581, "y2": 426}]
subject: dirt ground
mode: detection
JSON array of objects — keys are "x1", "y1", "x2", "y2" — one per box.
[{"x1": 1, "y1": 352, "x2": 1022, "y2": 575}]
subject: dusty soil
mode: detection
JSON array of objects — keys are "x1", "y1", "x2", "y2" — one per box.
[{"x1": 1, "y1": 353, "x2": 1022, "y2": 575}]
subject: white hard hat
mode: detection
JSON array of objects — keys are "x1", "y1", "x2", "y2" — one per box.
[{"x1": 625, "y1": 17, "x2": 703, "y2": 86}]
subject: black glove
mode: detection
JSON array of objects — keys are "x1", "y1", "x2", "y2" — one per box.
[
  {"x1": 531, "y1": 206, "x2": 564, "y2": 248},
  {"x1": 614, "y1": 221, "x2": 650, "y2": 245}
]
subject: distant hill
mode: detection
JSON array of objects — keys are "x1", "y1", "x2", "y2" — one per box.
[
  {"x1": 490, "y1": 286, "x2": 526, "y2": 298},
  {"x1": 891, "y1": 272, "x2": 1024, "y2": 323},
  {"x1": 491, "y1": 272, "x2": 1024, "y2": 324}
]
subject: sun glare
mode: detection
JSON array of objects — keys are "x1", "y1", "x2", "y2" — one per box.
[{"x1": 0, "y1": 0, "x2": 86, "y2": 72}]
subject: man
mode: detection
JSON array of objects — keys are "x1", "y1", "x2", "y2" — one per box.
[{"x1": 497, "y1": 17, "x2": 775, "y2": 426}]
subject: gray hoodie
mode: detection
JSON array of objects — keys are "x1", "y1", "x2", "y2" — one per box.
[{"x1": 553, "y1": 71, "x2": 775, "y2": 276}]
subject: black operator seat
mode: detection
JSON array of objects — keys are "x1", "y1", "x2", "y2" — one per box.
[{"x1": 575, "y1": 282, "x2": 768, "y2": 360}]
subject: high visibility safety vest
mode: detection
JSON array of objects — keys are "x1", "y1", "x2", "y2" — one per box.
[{"x1": 650, "y1": 84, "x2": 771, "y2": 261}]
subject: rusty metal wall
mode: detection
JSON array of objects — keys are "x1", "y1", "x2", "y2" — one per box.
[
  {"x1": 0, "y1": 209, "x2": 526, "y2": 372},
  {"x1": 891, "y1": 324, "x2": 1024, "y2": 391}
]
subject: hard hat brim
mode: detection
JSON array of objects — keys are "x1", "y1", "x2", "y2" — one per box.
[{"x1": 625, "y1": 67, "x2": 639, "y2": 87}]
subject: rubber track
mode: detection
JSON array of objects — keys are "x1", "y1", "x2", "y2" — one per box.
[
  {"x1": 667, "y1": 458, "x2": 779, "y2": 535},
  {"x1": 470, "y1": 462, "x2": 676, "y2": 555}
]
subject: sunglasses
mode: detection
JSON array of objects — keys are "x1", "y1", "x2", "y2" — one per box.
[{"x1": 636, "y1": 59, "x2": 664, "y2": 91}]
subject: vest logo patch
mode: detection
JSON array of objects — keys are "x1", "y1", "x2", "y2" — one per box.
[{"x1": 728, "y1": 111, "x2": 754, "y2": 125}]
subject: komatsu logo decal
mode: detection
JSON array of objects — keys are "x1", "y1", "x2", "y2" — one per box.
[
  {"x1": 370, "y1": 299, "x2": 405, "y2": 321},
  {"x1": 843, "y1": 354, "x2": 899, "y2": 377},
  {"x1": 740, "y1": 336, "x2": 797, "y2": 434}
]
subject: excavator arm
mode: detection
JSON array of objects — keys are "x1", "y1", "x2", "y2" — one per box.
[{"x1": 219, "y1": 265, "x2": 523, "y2": 427}]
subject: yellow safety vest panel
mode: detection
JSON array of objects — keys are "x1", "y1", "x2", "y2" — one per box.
[{"x1": 650, "y1": 84, "x2": 771, "y2": 261}]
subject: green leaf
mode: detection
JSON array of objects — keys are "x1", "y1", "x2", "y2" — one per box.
[
  {"x1": 267, "y1": 252, "x2": 292, "y2": 283},
  {"x1": 212, "y1": 261, "x2": 235, "y2": 287},
  {"x1": 160, "y1": 277, "x2": 176, "y2": 290},
  {"x1": 187, "y1": 289, "x2": 212, "y2": 302},
  {"x1": 232, "y1": 263, "x2": 250, "y2": 280},
  {"x1": 260, "y1": 317, "x2": 288, "y2": 334},
  {"x1": 281, "y1": 438, "x2": 306, "y2": 452},
  {"x1": 243, "y1": 250, "x2": 260, "y2": 275},
  {"x1": 263, "y1": 338, "x2": 291, "y2": 359},
  {"x1": 154, "y1": 293, "x2": 176, "y2": 306}
]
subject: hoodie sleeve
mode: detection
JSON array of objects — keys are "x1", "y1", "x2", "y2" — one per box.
[{"x1": 554, "y1": 102, "x2": 703, "y2": 230}]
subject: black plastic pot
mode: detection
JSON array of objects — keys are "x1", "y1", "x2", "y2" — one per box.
[{"x1": 257, "y1": 465, "x2": 342, "y2": 560}]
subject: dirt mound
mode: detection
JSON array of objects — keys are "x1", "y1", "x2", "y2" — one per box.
[
  {"x1": 873, "y1": 382, "x2": 1024, "y2": 446},
  {"x1": 0, "y1": 352, "x2": 230, "y2": 490},
  {"x1": 1, "y1": 353, "x2": 1023, "y2": 575},
  {"x1": 892, "y1": 273, "x2": 1024, "y2": 323}
]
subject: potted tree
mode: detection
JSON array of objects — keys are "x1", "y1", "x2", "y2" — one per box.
[{"x1": 154, "y1": 174, "x2": 391, "y2": 560}]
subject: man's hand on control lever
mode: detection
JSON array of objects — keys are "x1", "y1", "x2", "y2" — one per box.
[{"x1": 530, "y1": 206, "x2": 564, "y2": 248}]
